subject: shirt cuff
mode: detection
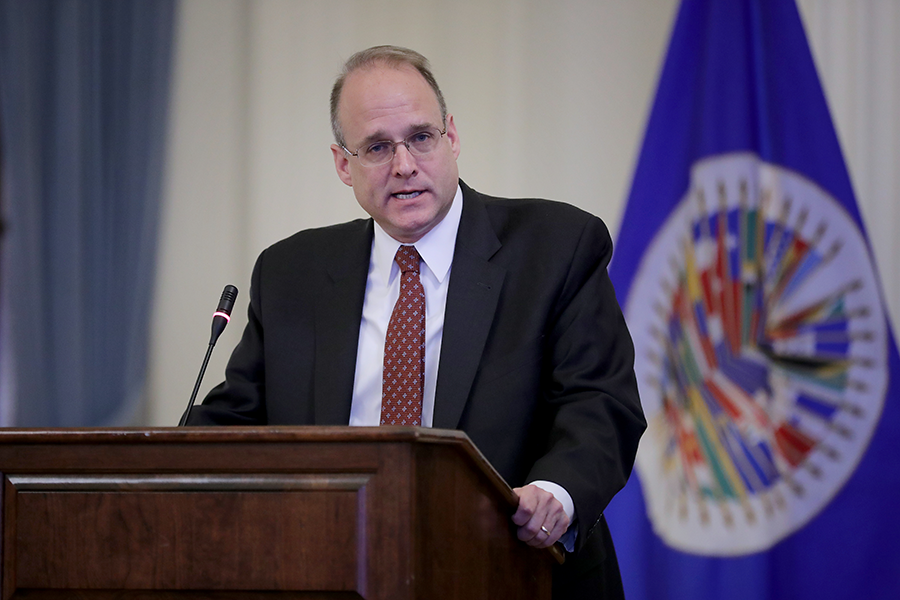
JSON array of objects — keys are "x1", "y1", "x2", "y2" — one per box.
[{"x1": 529, "y1": 480, "x2": 577, "y2": 553}]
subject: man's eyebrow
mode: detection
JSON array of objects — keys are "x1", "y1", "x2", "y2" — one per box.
[
  {"x1": 404, "y1": 122, "x2": 438, "y2": 135},
  {"x1": 357, "y1": 130, "x2": 389, "y2": 147},
  {"x1": 357, "y1": 123, "x2": 439, "y2": 147}
]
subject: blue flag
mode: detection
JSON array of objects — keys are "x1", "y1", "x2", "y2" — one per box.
[{"x1": 606, "y1": 1, "x2": 900, "y2": 599}]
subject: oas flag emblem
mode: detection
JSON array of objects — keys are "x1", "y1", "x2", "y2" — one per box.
[{"x1": 626, "y1": 153, "x2": 888, "y2": 556}]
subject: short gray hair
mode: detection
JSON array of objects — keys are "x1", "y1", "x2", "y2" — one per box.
[{"x1": 330, "y1": 45, "x2": 448, "y2": 145}]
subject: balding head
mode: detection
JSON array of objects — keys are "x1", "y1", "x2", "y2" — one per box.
[{"x1": 330, "y1": 45, "x2": 447, "y2": 145}]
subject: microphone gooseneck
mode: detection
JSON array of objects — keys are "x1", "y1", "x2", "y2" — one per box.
[{"x1": 178, "y1": 285, "x2": 239, "y2": 426}]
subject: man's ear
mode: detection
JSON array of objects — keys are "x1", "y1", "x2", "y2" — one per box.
[
  {"x1": 331, "y1": 144, "x2": 353, "y2": 187},
  {"x1": 445, "y1": 114, "x2": 461, "y2": 160}
]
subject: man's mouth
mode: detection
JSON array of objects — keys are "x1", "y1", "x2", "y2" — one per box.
[{"x1": 393, "y1": 190, "x2": 423, "y2": 200}]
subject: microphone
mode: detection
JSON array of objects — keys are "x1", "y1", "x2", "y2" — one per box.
[
  {"x1": 178, "y1": 285, "x2": 239, "y2": 426},
  {"x1": 210, "y1": 284, "x2": 238, "y2": 345}
]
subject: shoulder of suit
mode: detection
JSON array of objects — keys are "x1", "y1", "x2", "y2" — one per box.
[
  {"x1": 464, "y1": 184, "x2": 608, "y2": 239},
  {"x1": 261, "y1": 217, "x2": 373, "y2": 258}
]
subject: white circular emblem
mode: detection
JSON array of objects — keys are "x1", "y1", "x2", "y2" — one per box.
[{"x1": 626, "y1": 153, "x2": 888, "y2": 555}]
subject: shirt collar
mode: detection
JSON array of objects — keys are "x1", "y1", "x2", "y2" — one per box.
[{"x1": 372, "y1": 184, "x2": 463, "y2": 285}]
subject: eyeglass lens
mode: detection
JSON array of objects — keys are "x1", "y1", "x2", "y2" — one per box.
[{"x1": 359, "y1": 128, "x2": 443, "y2": 166}]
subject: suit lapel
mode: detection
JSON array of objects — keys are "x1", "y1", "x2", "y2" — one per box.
[
  {"x1": 433, "y1": 184, "x2": 505, "y2": 429},
  {"x1": 313, "y1": 220, "x2": 373, "y2": 425}
]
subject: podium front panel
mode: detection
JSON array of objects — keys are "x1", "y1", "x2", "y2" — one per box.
[{"x1": 0, "y1": 428, "x2": 554, "y2": 600}]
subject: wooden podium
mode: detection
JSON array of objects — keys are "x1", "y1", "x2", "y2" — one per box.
[{"x1": 0, "y1": 427, "x2": 556, "y2": 600}]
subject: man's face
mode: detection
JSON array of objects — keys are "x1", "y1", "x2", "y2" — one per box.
[{"x1": 331, "y1": 63, "x2": 461, "y2": 244}]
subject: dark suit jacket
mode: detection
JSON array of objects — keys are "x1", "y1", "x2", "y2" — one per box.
[{"x1": 189, "y1": 180, "x2": 645, "y2": 599}]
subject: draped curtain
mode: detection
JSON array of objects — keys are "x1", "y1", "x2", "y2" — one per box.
[{"x1": 0, "y1": 0, "x2": 175, "y2": 425}]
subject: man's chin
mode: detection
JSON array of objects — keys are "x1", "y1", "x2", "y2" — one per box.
[{"x1": 384, "y1": 213, "x2": 442, "y2": 243}]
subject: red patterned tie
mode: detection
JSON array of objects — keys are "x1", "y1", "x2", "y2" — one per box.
[{"x1": 381, "y1": 245, "x2": 425, "y2": 425}]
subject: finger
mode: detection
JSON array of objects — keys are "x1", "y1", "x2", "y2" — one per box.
[
  {"x1": 521, "y1": 512, "x2": 563, "y2": 547},
  {"x1": 517, "y1": 507, "x2": 552, "y2": 544},
  {"x1": 512, "y1": 485, "x2": 571, "y2": 547},
  {"x1": 511, "y1": 486, "x2": 538, "y2": 526},
  {"x1": 513, "y1": 487, "x2": 553, "y2": 541},
  {"x1": 532, "y1": 516, "x2": 569, "y2": 548},
  {"x1": 518, "y1": 506, "x2": 557, "y2": 544},
  {"x1": 518, "y1": 495, "x2": 570, "y2": 547}
]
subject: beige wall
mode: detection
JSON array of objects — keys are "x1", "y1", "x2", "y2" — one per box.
[{"x1": 147, "y1": 0, "x2": 900, "y2": 425}]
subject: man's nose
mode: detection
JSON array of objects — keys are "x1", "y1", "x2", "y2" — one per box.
[{"x1": 392, "y1": 142, "x2": 417, "y2": 175}]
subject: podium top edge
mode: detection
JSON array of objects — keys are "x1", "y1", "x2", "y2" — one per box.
[{"x1": 0, "y1": 425, "x2": 471, "y2": 445}]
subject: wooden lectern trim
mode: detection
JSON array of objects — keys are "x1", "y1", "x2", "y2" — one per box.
[
  {"x1": 12, "y1": 592, "x2": 364, "y2": 600},
  {"x1": 7, "y1": 474, "x2": 371, "y2": 491}
]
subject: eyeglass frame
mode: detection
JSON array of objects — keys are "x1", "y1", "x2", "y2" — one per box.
[{"x1": 340, "y1": 125, "x2": 448, "y2": 167}]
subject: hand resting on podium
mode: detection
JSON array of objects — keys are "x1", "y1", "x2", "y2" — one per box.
[{"x1": 512, "y1": 484, "x2": 571, "y2": 549}]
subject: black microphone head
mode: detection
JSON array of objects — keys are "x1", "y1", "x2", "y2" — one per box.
[
  {"x1": 217, "y1": 284, "x2": 238, "y2": 316},
  {"x1": 209, "y1": 285, "x2": 239, "y2": 346}
]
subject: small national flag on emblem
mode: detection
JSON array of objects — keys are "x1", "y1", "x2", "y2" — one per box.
[{"x1": 605, "y1": 1, "x2": 900, "y2": 599}]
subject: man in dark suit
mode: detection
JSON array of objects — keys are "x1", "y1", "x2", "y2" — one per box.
[{"x1": 189, "y1": 45, "x2": 645, "y2": 599}]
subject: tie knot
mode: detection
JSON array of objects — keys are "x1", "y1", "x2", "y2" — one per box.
[{"x1": 395, "y1": 245, "x2": 420, "y2": 274}]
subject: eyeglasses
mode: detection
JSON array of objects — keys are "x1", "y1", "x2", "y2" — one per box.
[{"x1": 341, "y1": 126, "x2": 447, "y2": 167}]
